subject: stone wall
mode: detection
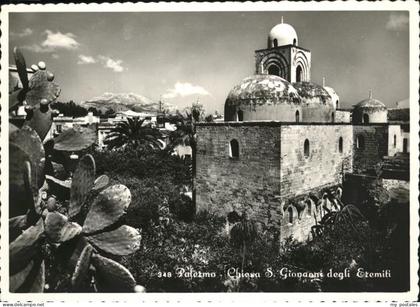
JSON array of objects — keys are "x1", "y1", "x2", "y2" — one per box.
[
  {"x1": 279, "y1": 125, "x2": 353, "y2": 198},
  {"x1": 195, "y1": 124, "x2": 281, "y2": 225},
  {"x1": 353, "y1": 125, "x2": 389, "y2": 174},
  {"x1": 335, "y1": 110, "x2": 351, "y2": 123}
]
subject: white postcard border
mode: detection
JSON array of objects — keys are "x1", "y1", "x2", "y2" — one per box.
[{"x1": 1, "y1": 1, "x2": 419, "y2": 302}]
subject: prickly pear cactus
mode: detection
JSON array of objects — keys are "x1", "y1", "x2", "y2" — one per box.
[
  {"x1": 69, "y1": 154, "x2": 96, "y2": 218},
  {"x1": 9, "y1": 48, "x2": 144, "y2": 293},
  {"x1": 53, "y1": 126, "x2": 97, "y2": 152},
  {"x1": 83, "y1": 184, "x2": 131, "y2": 234},
  {"x1": 91, "y1": 254, "x2": 136, "y2": 292}
]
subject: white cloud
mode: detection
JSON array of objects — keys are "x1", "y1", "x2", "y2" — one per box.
[
  {"x1": 22, "y1": 30, "x2": 80, "y2": 53},
  {"x1": 98, "y1": 55, "x2": 125, "y2": 72},
  {"x1": 78, "y1": 54, "x2": 97, "y2": 64},
  {"x1": 162, "y1": 82, "x2": 210, "y2": 99},
  {"x1": 11, "y1": 28, "x2": 33, "y2": 37},
  {"x1": 42, "y1": 30, "x2": 80, "y2": 50},
  {"x1": 386, "y1": 13, "x2": 409, "y2": 31}
]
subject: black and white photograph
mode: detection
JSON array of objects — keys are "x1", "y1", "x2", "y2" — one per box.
[{"x1": 1, "y1": 1, "x2": 419, "y2": 303}]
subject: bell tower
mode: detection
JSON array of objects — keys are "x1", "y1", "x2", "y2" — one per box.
[{"x1": 255, "y1": 20, "x2": 311, "y2": 83}]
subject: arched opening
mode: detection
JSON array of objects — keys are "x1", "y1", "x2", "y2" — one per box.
[
  {"x1": 237, "y1": 110, "x2": 243, "y2": 122},
  {"x1": 296, "y1": 65, "x2": 303, "y2": 82},
  {"x1": 295, "y1": 110, "x2": 300, "y2": 123},
  {"x1": 332, "y1": 112, "x2": 335, "y2": 123},
  {"x1": 339, "y1": 137, "x2": 343, "y2": 153},
  {"x1": 288, "y1": 207, "x2": 294, "y2": 224},
  {"x1": 304, "y1": 139, "x2": 310, "y2": 158},
  {"x1": 356, "y1": 135, "x2": 365, "y2": 150},
  {"x1": 229, "y1": 139, "x2": 239, "y2": 158},
  {"x1": 336, "y1": 100, "x2": 339, "y2": 109},
  {"x1": 393, "y1": 134, "x2": 397, "y2": 148},
  {"x1": 273, "y1": 39, "x2": 278, "y2": 47},
  {"x1": 363, "y1": 113, "x2": 369, "y2": 124},
  {"x1": 293, "y1": 38, "x2": 297, "y2": 45},
  {"x1": 268, "y1": 64, "x2": 280, "y2": 76}
]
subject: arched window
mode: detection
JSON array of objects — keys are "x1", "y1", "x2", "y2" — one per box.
[
  {"x1": 288, "y1": 207, "x2": 294, "y2": 224},
  {"x1": 338, "y1": 137, "x2": 343, "y2": 153},
  {"x1": 332, "y1": 112, "x2": 335, "y2": 123},
  {"x1": 273, "y1": 39, "x2": 278, "y2": 47},
  {"x1": 293, "y1": 38, "x2": 297, "y2": 45},
  {"x1": 336, "y1": 100, "x2": 339, "y2": 109},
  {"x1": 229, "y1": 139, "x2": 239, "y2": 158},
  {"x1": 304, "y1": 139, "x2": 310, "y2": 158},
  {"x1": 356, "y1": 135, "x2": 365, "y2": 150},
  {"x1": 393, "y1": 134, "x2": 397, "y2": 148},
  {"x1": 296, "y1": 65, "x2": 303, "y2": 82},
  {"x1": 363, "y1": 113, "x2": 369, "y2": 124},
  {"x1": 237, "y1": 110, "x2": 243, "y2": 122},
  {"x1": 268, "y1": 64, "x2": 280, "y2": 76},
  {"x1": 295, "y1": 110, "x2": 300, "y2": 123}
]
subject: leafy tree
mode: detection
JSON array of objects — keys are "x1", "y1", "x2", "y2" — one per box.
[
  {"x1": 50, "y1": 100, "x2": 88, "y2": 117},
  {"x1": 104, "y1": 117, "x2": 163, "y2": 150}
]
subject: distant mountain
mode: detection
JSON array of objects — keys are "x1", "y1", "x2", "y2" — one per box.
[{"x1": 80, "y1": 92, "x2": 162, "y2": 113}]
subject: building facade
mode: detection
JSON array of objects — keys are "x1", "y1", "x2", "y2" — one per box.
[{"x1": 194, "y1": 21, "x2": 408, "y2": 241}]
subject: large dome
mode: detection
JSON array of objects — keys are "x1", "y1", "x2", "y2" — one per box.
[
  {"x1": 292, "y1": 82, "x2": 331, "y2": 104},
  {"x1": 323, "y1": 86, "x2": 340, "y2": 108},
  {"x1": 225, "y1": 74, "x2": 301, "y2": 107},
  {"x1": 355, "y1": 98, "x2": 386, "y2": 110},
  {"x1": 269, "y1": 23, "x2": 298, "y2": 47}
]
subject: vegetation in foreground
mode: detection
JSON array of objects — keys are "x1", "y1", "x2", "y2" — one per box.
[{"x1": 93, "y1": 146, "x2": 409, "y2": 292}]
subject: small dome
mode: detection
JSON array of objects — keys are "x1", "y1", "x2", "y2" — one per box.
[
  {"x1": 355, "y1": 98, "x2": 386, "y2": 110},
  {"x1": 292, "y1": 82, "x2": 331, "y2": 104},
  {"x1": 225, "y1": 74, "x2": 301, "y2": 107},
  {"x1": 269, "y1": 23, "x2": 298, "y2": 47}
]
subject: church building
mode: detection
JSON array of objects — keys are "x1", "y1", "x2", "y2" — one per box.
[{"x1": 194, "y1": 21, "x2": 407, "y2": 241}]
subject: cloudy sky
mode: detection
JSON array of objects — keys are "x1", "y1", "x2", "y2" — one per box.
[{"x1": 9, "y1": 11, "x2": 409, "y2": 113}]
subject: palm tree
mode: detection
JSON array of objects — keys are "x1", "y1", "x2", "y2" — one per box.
[
  {"x1": 166, "y1": 112, "x2": 195, "y2": 152},
  {"x1": 104, "y1": 117, "x2": 163, "y2": 150}
]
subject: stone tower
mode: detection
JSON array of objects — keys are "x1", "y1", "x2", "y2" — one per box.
[{"x1": 255, "y1": 19, "x2": 311, "y2": 83}]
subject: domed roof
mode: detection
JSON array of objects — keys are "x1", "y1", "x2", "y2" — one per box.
[
  {"x1": 292, "y1": 82, "x2": 331, "y2": 104},
  {"x1": 225, "y1": 74, "x2": 301, "y2": 107},
  {"x1": 323, "y1": 86, "x2": 338, "y2": 99},
  {"x1": 355, "y1": 98, "x2": 386, "y2": 110},
  {"x1": 269, "y1": 23, "x2": 298, "y2": 46}
]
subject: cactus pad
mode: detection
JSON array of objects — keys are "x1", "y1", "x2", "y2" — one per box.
[
  {"x1": 45, "y1": 175, "x2": 71, "y2": 200},
  {"x1": 10, "y1": 218, "x2": 44, "y2": 274},
  {"x1": 69, "y1": 154, "x2": 96, "y2": 218},
  {"x1": 9, "y1": 214, "x2": 29, "y2": 243},
  {"x1": 86, "y1": 225, "x2": 141, "y2": 256},
  {"x1": 45, "y1": 212, "x2": 82, "y2": 242},
  {"x1": 92, "y1": 175, "x2": 110, "y2": 191},
  {"x1": 13, "y1": 47, "x2": 29, "y2": 90},
  {"x1": 10, "y1": 125, "x2": 45, "y2": 190},
  {"x1": 71, "y1": 243, "x2": 93, "y2": 290},
  {"x1": 83, "y1": 184, "x2": 131, "y2": 234},
  {"x1": 10, "y1": 260, "x2": 34, "y2": 292},
  {"x1": 27, "y1": 260, "x2": 45, "y2": 293},
  {"x1": 9, "y1": 143, "x2": 33, "y2": 217},
  {"x1": 53, "y1": 126, "x2": 97, "y2": 152},
  {"x1": 9, "y1": 89, "x2": 26, "y2": 110},
  {"x1": 24, "y1": 104, "x2": 53, "y2": 141},
  {"x1": 26, "y1": 70, "x2": 61, "y2": 106},
  {"x1": 91, "y1": 254, "x2": 136, "y2": 292}
]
